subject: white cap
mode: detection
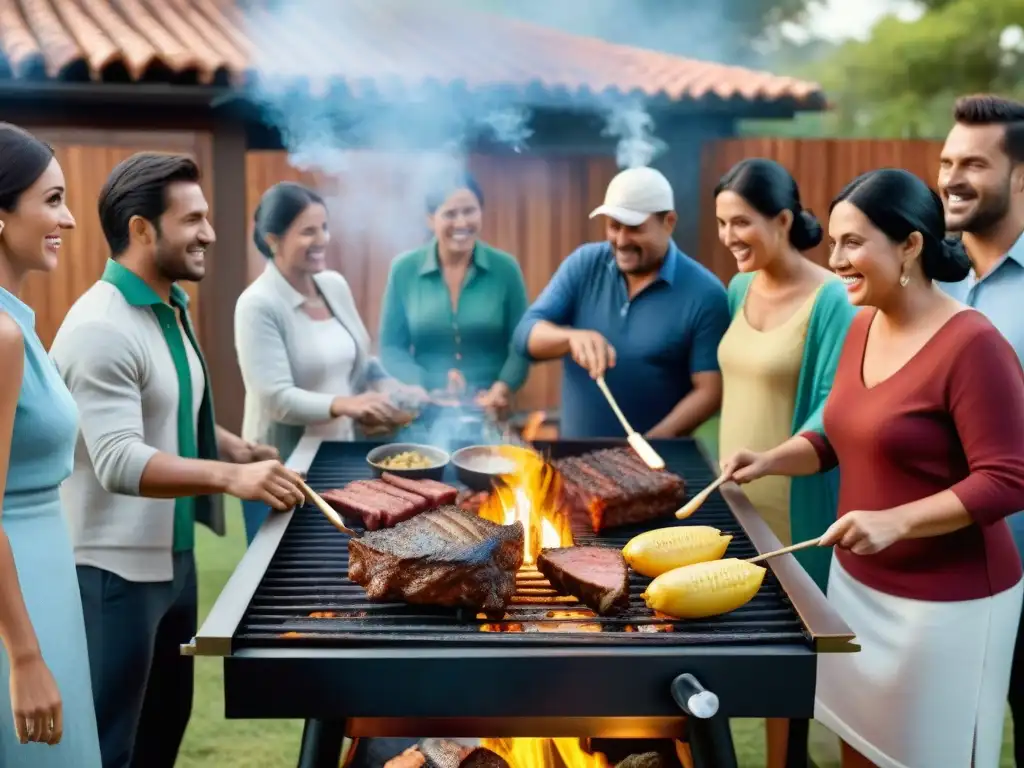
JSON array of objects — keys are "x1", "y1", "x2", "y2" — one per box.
[{"x1": 589, "y1": 167, "x2": 674, "y2": 226}]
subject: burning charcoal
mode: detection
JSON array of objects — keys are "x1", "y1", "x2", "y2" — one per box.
[
  {"x1": 616, "y1": 754, "x2": 668, "y2": 768},
  {"x1": 419, "y1": 739, "x2": 509, "y2": 768}
]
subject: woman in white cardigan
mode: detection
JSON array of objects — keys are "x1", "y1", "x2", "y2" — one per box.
[{"x1": 235, "y1": 182, "x2": 423, "y2": 543}]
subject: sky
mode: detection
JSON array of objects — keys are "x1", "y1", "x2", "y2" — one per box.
[{"x1": 796, "y1": 0, "x2": 923, "y2": 42}]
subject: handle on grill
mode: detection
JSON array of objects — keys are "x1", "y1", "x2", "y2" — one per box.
[
  {"x1": 298, "y1": 479, "x2": 358, "y2": 537},
  {"x1": 595, "y1": 376, "x2": 665, "y2": 470},
  {"x1": 670, "y1": 673, "x2": 719, "y2": 719}
]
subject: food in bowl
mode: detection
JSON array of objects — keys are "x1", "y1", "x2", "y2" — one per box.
[{"x1": 377, "y1": 450, "x2": 436, "y2": 470}]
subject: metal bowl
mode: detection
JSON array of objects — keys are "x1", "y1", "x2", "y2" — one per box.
[
  {"x1": 451, "y1": 444, "x2": 536, "y2": 491},
  {"x1": 366, "y1": 442, "x2": 450, "y2": 481}
]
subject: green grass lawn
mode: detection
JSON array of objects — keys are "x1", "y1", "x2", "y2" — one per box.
[{"x1": 179, "y1": 497, "x2": 1017, "y2": 767}]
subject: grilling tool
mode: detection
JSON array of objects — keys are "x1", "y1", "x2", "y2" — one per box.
[
  {"x1": 675, "y1": 472, "x2": 728, "y2": 519},
  {"x1": 297, "y1": 479, "x2": 358, "y2": 536},
  {"x1": 595, "y1": 376, "x2": 665, "y2": 470},
  {"x1": 747, "y1": 537, "x2": 822, "y2": 564}
]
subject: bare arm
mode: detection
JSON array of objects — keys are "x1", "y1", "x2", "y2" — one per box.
[
  {"x1": 763, "y1": 435, "x2": 824, "y2": 478},
  {"x1": 524, "y1": 320, "x2": 575, "y2": 360},
  {"x1": 0, "y1": 317, "x2": 44, "y2": 665},
  {"x1": 646, "y1": 371, "x2": 722, "y2": 438}
]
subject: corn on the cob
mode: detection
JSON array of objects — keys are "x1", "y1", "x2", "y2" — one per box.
[
  {"x1": 622, "y1": 526, "x2": 732, "y2": 578},
  {"x1": 641, "y1": 558, "x2": 765, "y2": 619}
]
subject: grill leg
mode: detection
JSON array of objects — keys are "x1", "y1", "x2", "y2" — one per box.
[
  {"x1": 297, "y1": 718, "x2": 346, "y2": 768},
  {"x1": 785, "y1": 717, "x2": 811, "y2": 768},
  {"x1": 671, "y1": 673, "x2": 738, "y2": 768}
]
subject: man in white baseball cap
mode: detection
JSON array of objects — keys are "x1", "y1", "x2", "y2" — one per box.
[{"x1": 512, "y1": 167, "x2": 729, "y2": 439}]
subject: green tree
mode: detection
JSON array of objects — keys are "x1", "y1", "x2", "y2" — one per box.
[{"x1": 812, "y1": 0, "x2": 1024, "y2": 137}]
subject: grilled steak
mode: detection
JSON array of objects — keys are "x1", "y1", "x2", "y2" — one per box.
[
  {"x1": 537, "y1": 546, "x2": 630, "y2": 616},
  {"x1": 348, "y1": 506, "x2": 524, "y2": 611},
  {"x1": 555, "y1": 448, "x2": 686, "y2": 532}
]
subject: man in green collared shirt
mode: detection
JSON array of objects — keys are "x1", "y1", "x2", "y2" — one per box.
[{"x1": 51, "y1": 153, "x2": 306, "y2": 768}]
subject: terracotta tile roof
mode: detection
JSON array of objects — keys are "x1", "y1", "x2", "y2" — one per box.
[{"x1": 0, "y1": 0, "x2": 824, "y2": 107}]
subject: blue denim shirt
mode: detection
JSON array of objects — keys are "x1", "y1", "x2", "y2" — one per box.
[
  {"x1": 939, "y1": 232, "x2": 1024, "y2": 551},
  {"x1": 512, "y1": 241, "x2": 730, "y2": 438}
]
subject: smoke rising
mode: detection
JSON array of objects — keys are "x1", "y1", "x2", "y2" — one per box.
[{"x1": 240, "y1": 1, "x2": 693, "y2": 255}]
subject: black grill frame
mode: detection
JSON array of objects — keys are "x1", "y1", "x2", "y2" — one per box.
[{"x1": 194, "y1": 436, "x2": 855, "y2": 729}]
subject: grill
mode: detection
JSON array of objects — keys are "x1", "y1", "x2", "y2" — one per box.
[
  {"x1": 240, "y1": 440, "x2": 806, "y2": 648},
  {"x1": 190, "y1": 436, "x2": 856, "y2": 768}
]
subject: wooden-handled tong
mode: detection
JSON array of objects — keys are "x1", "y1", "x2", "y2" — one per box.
[
  {"x1": 297, "y1": 479, "x2": 358, "y2": 536},
  {"x1": 746, "y1": 538, "x2": 822, "y2": 564},
  {"x1": 595, "y1": 376, "x2": 665, "y2": 470}
]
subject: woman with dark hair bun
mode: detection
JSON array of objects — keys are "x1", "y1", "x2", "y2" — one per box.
[
  {"x1": 723, "y1": 168, "x2": 1024, "y2": 768},
  {"x1": 715, "y1": 159, "x2": 855, "y2": 583},
  {"x1": 378, "y1": 173, "x2": 529, "y2": 417},
  {"x1": 0, "y1": 124, "x2": 101, "y2": 764},
  {"x1": 715, "y1": 158, "x2": 855, "y2": 767},
  {"x1": 235, "y1": 182, "x2": 422, "y2": 544}
]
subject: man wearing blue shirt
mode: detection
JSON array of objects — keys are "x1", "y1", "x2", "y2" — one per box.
[
  {"x1": 512, "y1": 167, "x2": 729, "y2": 439},
  {"x1": 937, "y1": 93, "x2": 1024, "y2": 767}
]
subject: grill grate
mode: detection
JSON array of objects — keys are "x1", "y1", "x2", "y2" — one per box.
[{"x1": 235, "y1": 440, "x2": 810, "y2": 649}]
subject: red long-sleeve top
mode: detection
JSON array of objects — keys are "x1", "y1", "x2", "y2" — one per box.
[{"x1": 801, "y1": 309, "x2": 1024, "y2": 601}]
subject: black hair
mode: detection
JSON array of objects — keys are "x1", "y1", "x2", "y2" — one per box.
[
  {"x1": 98, "y1": 152, "x2": 201, "y2": 256},
  {"x1": 830, "y1": 168, "x2": 971, "y2": 283},
  {"x1": 253, "y1": 182, "x2": 325, "y2": 260},
  {"x1": 0, "y1": 123, "x2": 55, "y2": 212},
  {"x1": 953, "y1": 94, "x2": 1024, "y2": 163},
  {"x1": 715, "y1": 158, "x2": 823, "y2": 250},
  {"x1": 425, "y1": 173, "x2": 484, "y2": 215}
]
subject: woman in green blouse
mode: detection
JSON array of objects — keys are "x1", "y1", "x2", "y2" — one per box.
[{"x1": 379, "y1": 175, "x2": 530, "y2": 416}]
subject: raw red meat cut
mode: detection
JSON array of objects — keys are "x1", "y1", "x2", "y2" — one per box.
[{"x1": 536, "y1": 546, "x2": 630, "y2": 616}]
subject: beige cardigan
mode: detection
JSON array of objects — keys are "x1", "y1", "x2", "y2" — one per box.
[{"x1": 234, "y1": 261, "x2": 388, "y2": 459}]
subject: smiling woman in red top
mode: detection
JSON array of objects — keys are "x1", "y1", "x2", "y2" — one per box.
[{"x1": 722, "y1": 168, "x2": 1024, "y2": 768}]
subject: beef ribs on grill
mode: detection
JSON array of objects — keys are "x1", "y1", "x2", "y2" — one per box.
[
  {"x1": 554, "y1": 448, "x2": 686, "y2": 532},
  {"x1": 348, "y1": 506, "x2": 524, "y2": 612},
  {"x1": 381, "y1": 472, "x2": 459, "y2": 506},
  {"x1": 321, "y1": 477, "x2": 459, "y2": 530},
  {"x1": 537, "y1": 546, "x2": 630, "y2": 616}
]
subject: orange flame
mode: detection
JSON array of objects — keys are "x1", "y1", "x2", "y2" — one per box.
[
  {"x1": 476, "y1": 445, "x2": 573, "y2": 565},
  {"x1": 481, "y1": 738, "x2": 612, "y2": 767},
  {"x1": 521, "y1": 410, "x2": 547, "y2": 443}
]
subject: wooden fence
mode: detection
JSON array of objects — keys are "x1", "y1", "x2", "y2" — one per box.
[
  {"x1": 698, "y1": 138, "x2": 944, "y2": 284},
  {"x1": 17, "y1": 137, "x2": 947, "y2": 414}
]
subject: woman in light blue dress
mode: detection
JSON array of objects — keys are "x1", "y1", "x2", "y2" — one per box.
[{"x1": 0, "y1": 123, "x2": 101, "y2": 765}]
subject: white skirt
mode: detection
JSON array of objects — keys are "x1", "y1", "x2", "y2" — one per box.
[{"x1": 815, "y1": 557, "x2": 1022, "y2": 768}]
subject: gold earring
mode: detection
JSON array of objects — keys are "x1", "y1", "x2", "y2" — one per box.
[{"x1": 899, "y1": 272, "x2": 910, "y2": 287}]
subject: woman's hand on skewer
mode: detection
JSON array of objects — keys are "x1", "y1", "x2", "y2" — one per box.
[
  {"x1": 719, "y1": 449, "x2": 773, "y2": 484},
  {"x1": 818, "y1": 510, "x2": 909, "y2": 555}
]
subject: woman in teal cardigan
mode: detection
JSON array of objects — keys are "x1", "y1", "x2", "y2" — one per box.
[
  {"x1": 378, "y1": 174, "x2": 530, "y2": 416},
  {"x1": 715, "y1": 159, "x2": 856, "y2": 594},
  {"x1": 715, "y1": 158, "x2": 855, "y2": 768}
]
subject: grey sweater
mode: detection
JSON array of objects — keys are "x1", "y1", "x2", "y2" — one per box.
[
  {"x1": 234, "y1": 261, "x2": 388, "y2": 460},
  {"x1": 51, "y1": 280, "x2": 224, "y2": 583}
]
